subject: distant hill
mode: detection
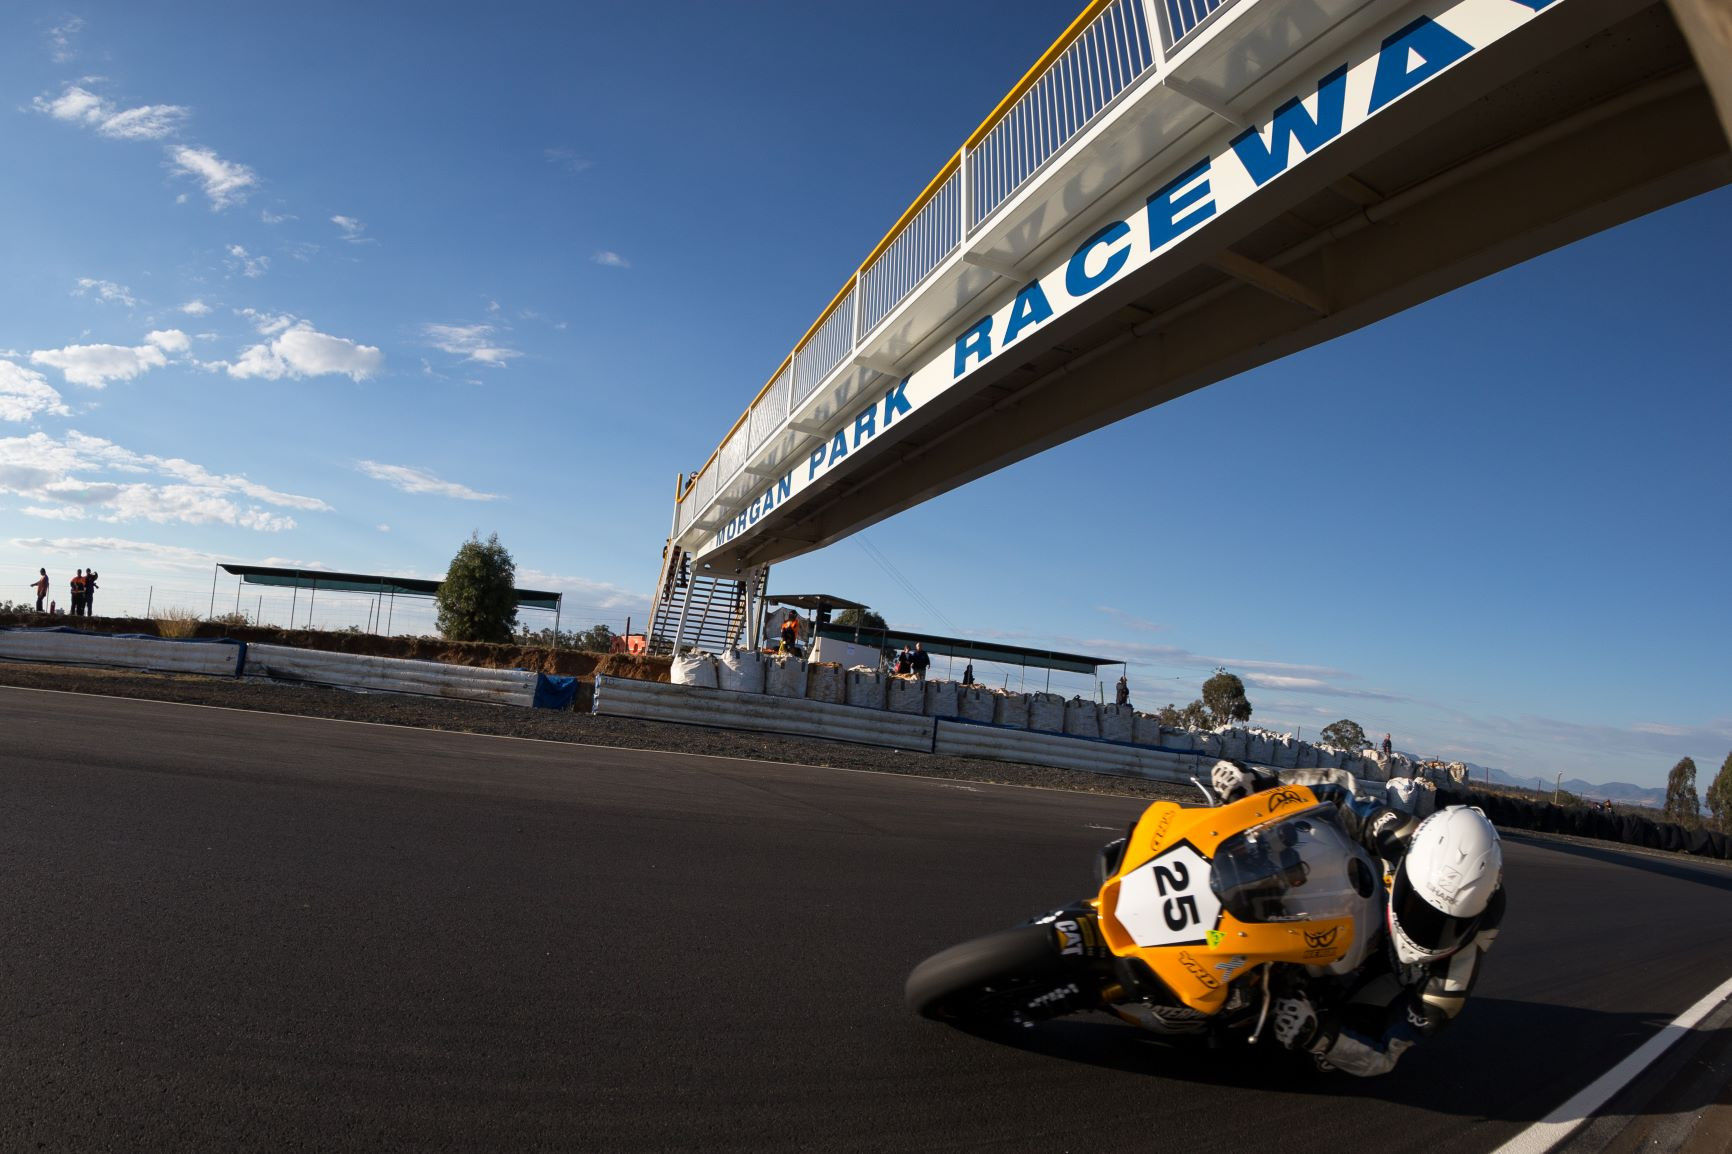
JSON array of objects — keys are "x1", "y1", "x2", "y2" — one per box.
[{"x1": 1452, "y1": 761, "x2": 1667, "y2": 809}]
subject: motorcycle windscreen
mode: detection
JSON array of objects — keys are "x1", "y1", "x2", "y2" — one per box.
[{"x1": 1211, "y1": 806, "x2": 1380, "y2": 925}]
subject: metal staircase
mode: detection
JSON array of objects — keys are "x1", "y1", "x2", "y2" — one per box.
[{"x1": 646, "y1": 544, "x2": 764, "y2": 654}]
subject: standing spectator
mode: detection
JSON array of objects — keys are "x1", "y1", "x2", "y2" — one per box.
[
  {"x1": 1115, "y1": 674, "x2": 1130, "y2": 708},
  {"x1": 961, "y1": 662, "x2": 974, "y2": 687},
  {"x1": 778, "y1": 610, "x2": 800, "y2": 655},
  {"x1": 892, "y1": 646, "x2": 908, "y2": 676},
  {"x1": 910, "y1": 642, "x2": 931, "y2": 681},
  {"x1": 31, "y1": 568, "x2": 49, "y2": 612},
  {"x1": 70, "y1": 569, "x2": 85, "y2": 617},
  {"x1": 1381, "y1": 733, "x2": 1393, "y2": 758},
  {"x1": 83, "y1": 569, "x2": 98, "y2": 617}
]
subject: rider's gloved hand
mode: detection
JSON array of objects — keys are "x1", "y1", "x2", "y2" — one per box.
[
  {"x1": 1272, "y1": 995, "x2": 1320, "y2": 1050},
  {"x1": 1211, "y1": 760, "x2": 1250, "y2": 803}
]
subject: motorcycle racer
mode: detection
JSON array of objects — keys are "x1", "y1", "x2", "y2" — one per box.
[{"x1": 1211, "y1": 760, "x2": 1506, "y2": 1077}]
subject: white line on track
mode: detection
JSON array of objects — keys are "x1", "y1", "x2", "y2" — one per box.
[{"x1": 1490, "y1": 973, "x2": 1732, "y2": 1154}]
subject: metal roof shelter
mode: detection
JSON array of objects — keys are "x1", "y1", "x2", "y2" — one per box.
[
  {"x1": 814, "y1": 622, "x2": 1117, "y2": 679},
  {"x1": 764, "y1": 593, "x2": 870, "y2": 614},
  {"x1": 213, "y1": 564, "x2": 564, "y2": 636}
]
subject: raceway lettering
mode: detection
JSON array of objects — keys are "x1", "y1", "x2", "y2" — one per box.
[{"x1": 708, "y1": 0, "x2": 1561, "y2": 556}]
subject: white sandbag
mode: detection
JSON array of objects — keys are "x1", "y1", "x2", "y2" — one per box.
[
  {"x1": 716, "y1": 648, "x2": 766, "y2": 694},
  {"x1": 1063, "y1": 698, "x2": 1101, "y2": 738},
  {"x1": 1194, "y1": 731, "x2": 1221, "y2": 758},
  {"x1": 1276, "y1": 738, "x2": 1300, "y2": 769},
  {"x1": 1164, "y1": 729, "x2": 1195, "y2": 753},
  {"x1": 1316, "y1": 746, "x2": 1343, "y2": 769},
  {"x1": 1132, "y1": 713, "x2": 1163, "y2": 746},
  {"x1": 1099, "y1": 704, "x2": 1134, "y2": 743},
  {"x1": 765, "y1": 656, "x2": 807, "y2": 698},
  {"x1": 845, "y1": 667, "x2": 887, "y2": 710},
  {"x1": 1219, "y1": 729, "x2": 1248, "y2": 760},
  {"x1": 805, "y1": 661, "x2": 844, "y2": 705},
  {"x1": 886, "y1": 676, "x2": 925, "y2": 715},
  {"x1": 1028, "y1": 692, "x2": 1065, "y2": 733},
  {"x1": 993, "y1": 691, "x2": 1030, "y2": 729},
  {"x1": 1296, "y1": 742, "x2": 1319, "y2": 769},
  {"x1": 1248, "y1": 734, "x2": 1273, "y2": 764},
  {"x1": 958, "y1": 687, "x2": 996, "y2": 723},
  {"x1": 670, "y1": 652, "x2": 717, "y2": 688},
  {"x1": 923, "y1": 680, "x2": 960, "y2": 718}
]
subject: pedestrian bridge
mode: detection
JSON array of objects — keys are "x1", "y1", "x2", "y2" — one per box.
[{"x1": 649, "y1": 0, "x2": 1731, "y2": 648}]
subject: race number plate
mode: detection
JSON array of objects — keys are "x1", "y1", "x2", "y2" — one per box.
[{"x1": 1114, "y1": 842, "x2": 1221, "y2": 948}]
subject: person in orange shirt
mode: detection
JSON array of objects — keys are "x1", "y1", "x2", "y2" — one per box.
[
  {"x1": 70, "y1": 569, "x2": 85, "y2": 616},
  {"x1": 31, "y1": 568, "x2": 49, "y2": 612}
]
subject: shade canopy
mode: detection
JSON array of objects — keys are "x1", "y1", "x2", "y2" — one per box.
[
  {"x1": 814, "y1": 623, "x2": 1115, "y2": 675},
  {"x1": 764, "y1": 593, "x2": 870, "y2": 613},
  {"x1": 218, "y1": 564, "x2": 562, "y2": 611}
]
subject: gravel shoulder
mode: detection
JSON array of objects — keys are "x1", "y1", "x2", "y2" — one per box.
[{"x1": 0, "y1": 660, "x2": 1193, "y2": 802}]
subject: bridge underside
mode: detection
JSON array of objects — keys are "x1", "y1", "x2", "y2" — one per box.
[{"x1": 704, "y1": 0, "x2": 1729, "y2": 576}]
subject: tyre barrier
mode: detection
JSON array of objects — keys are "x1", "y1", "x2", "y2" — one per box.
[{"x1": 1438, "y1": 787, "x2": 1732, "y2": 861}]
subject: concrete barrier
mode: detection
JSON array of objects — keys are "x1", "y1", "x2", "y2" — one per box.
[{"x1": 0, "y1": 627, "x2": 245, "y2": 677}]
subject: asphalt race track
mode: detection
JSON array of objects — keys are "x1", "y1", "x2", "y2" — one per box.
[{"x1": 5, "y1": 687, "x2": 1732, "y2": 1152}]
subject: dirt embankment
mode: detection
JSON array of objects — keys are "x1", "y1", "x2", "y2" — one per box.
[{"x1": 0, "y1": 614, "x2": 671, "y2": 682}]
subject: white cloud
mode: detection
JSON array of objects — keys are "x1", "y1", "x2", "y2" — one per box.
[
  {"x1": 224, "y1": 319, "x2": 383, "y2": 382},
  {"x1": 237, "y1": 308, "x2": 294, "y2": 336},
  {"x1": 47, "y1": 17, "x2": 84, "y2": 63},
  {"x1": 226, "y1": 243, "x2": 269, "y2": 278},
  {"x1": 544, "y1": 147, "x2": 592, "y2": 173},
  {"x1": 422, "y1": 322, "x2": 520, "y2": 366},
  {"x1": 355, "y1": 460, "x2": 499, "y2": 501},
  {"x1": 0, "y1": 362, "x2": 70, "y2": 422},
  {"x1": 0, "y1": 430, "x2": 331, "y2": 533},
  {"x1": 592, "y1": 251, "x2": 629, "y2": 269},
  {"x1": 259, "y1": 208, "x2": 295, "y2": 224},
  {"x1": 11, "y1": 535, "x2": 219, "y2": 571},
  {"x1": 516, "y1": 568, "x2": 649, "y2": 614},
  {"x1": 30, "y1": 341, "x2": 169, "y2": 388},
  {"x1": 169, "y1": 145, "x2": 257, "y2": 210},
  {"x1": 376, "y1": 523, "x2": 390, "y2": 533},
  {"x1": 33, "y1": 84, "x2": 189, "y2": 140},
  {"x1": 179, "y1": 299, "x2": 212, "y2": 316},
  {"x1": 331, "y1": 214, "x2": 371, "y2": 243},
  {"x1": 145, "y1": 329, "x2": 191, "y2": 355},
  {"x1": 74, "y1": 278, "x2": 138, "y2": 308},
  {"x1": 1096, "y1": 606, "x2": 1166, "y2": 633}
]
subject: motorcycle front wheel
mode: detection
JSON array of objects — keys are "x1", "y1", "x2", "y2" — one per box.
[{"x1": 905, "y1": 924, "x2": 1073, "y2": 1025}]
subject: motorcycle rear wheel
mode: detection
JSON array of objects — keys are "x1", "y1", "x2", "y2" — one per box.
[{"x1": 905, "y1": 925, "x2": 1072, "y2": 1025}]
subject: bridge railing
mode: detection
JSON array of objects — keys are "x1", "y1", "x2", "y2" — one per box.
[
  {"x1": 966, "y1": 0, "x2": 1157, "y2": 228},
  {"x1": 673, "y1": 0, "x2": 1253, "y2": 544}
]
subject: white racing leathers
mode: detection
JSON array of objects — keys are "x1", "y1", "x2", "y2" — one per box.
[{"x1": 1214, "y1": 764, "x2": 1506, "y2": 1077}]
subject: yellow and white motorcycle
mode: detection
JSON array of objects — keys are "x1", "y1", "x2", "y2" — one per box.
[{"x1": 906, "y1": 784, "x2": 1387, "y2": 1046}]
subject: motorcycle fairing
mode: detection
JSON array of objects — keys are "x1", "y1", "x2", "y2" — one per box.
[{"x1": 1096, "y1": 786, "x2": 1364, "y2": 1013}]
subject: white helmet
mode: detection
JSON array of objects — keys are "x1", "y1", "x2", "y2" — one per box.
[{"x1": 1388, "y1": 806, "x2": 1502, "y2": 965}]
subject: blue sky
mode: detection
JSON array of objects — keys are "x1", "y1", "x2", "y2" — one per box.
[{"x1": 2, "y1": 3, "x2": 1727, "y2": 789}]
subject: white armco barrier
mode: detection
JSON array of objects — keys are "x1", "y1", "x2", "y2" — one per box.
[
  {"x1": 0, "y1": 628, "x2": 245, "y2": 676},
  {"x1": 593, "y1": 676, "x2": 935, "y2": 750},
  {"x1": 245, "y1": 644, "x2": 536, "y2": 707},
  {"x1": 933, "y1": 721, "x2": 1203, "y2": 784}
]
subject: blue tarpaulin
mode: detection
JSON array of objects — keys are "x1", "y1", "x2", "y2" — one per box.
[{"x1": 533, "y1": 673, "x2": 577, "y2": 710}]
